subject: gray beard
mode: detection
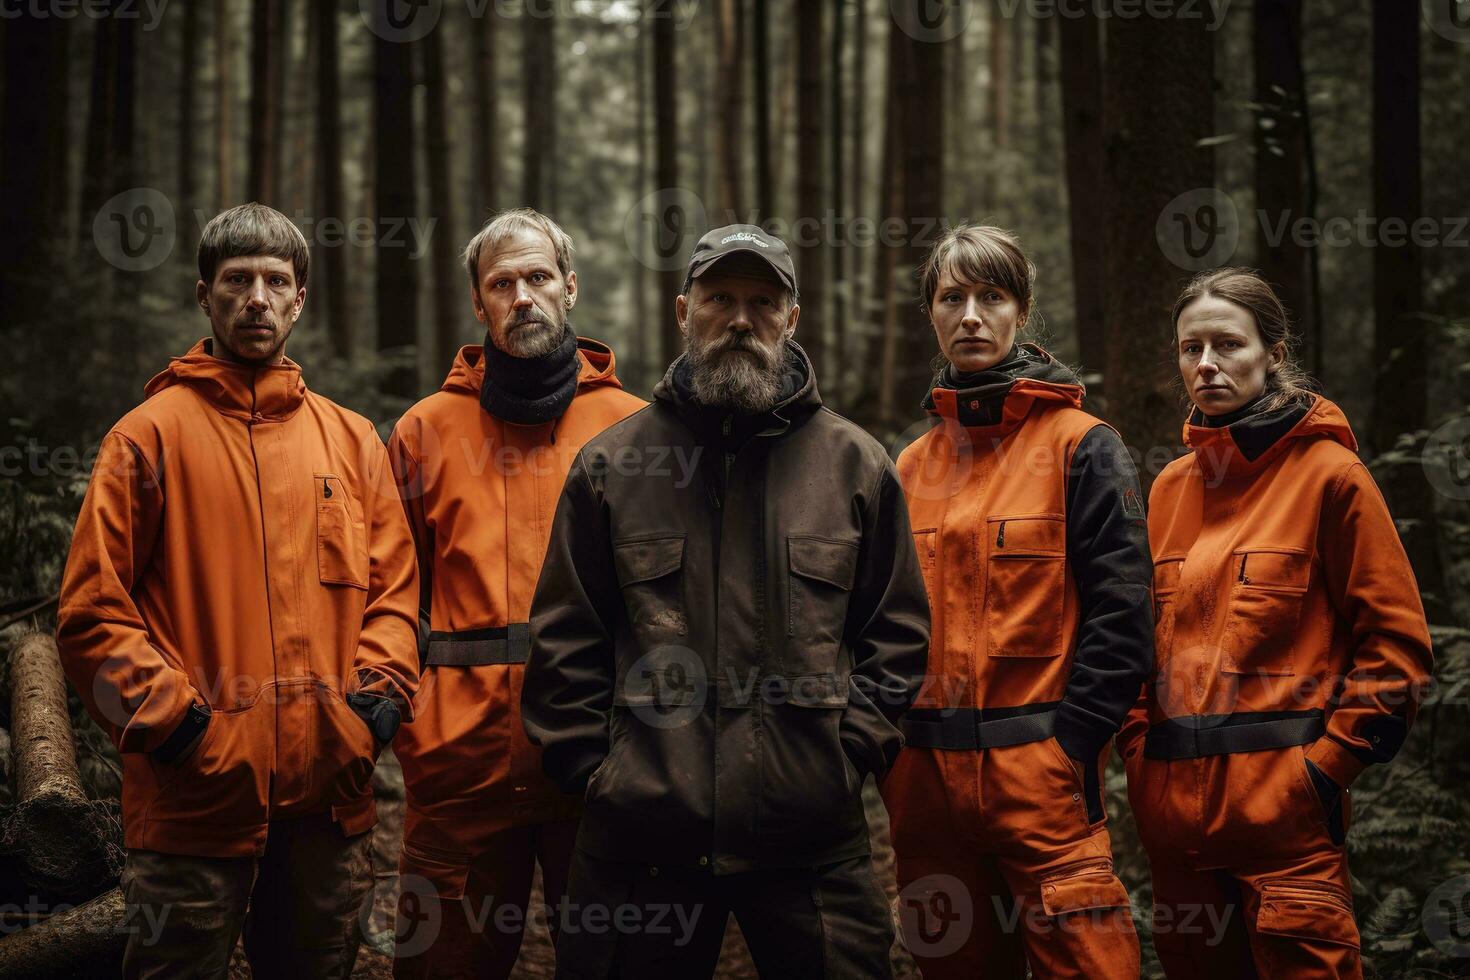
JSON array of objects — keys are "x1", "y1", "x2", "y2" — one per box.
[
  {"x1": 494, "y1": 307, "x2": 566, "y2": 358},
  {"x1": 686, "y1": 331, "x2": 789, "y2": 414}
]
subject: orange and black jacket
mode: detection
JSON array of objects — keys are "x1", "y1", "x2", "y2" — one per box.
[
  {"x1": 57, "y1": 340, "x2": 420, "y2": 857},
  {"x1": 1119, "y1": 395, "x2": 1433, "y2": 788},
  {"x1": 387, "y1": 340, "x2": 644, "y2": 834},
  {"x1": 896, "y1": 344, "x2": 1154, "y2": 815}
]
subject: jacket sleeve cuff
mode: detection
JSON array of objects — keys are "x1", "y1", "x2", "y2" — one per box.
[
  {"x1": 1053, "y1": 702, "x2": 1114, "y2": 762},
  {"x1": 1306, "y1": 736, "x2": 1369, "y2": 789}
]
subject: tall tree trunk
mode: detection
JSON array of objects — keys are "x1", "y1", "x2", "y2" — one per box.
[
  {"x1": 633, "y1": 13, "x2": 650, "y2": 379},
  {"x1": 851, "y1": 0, "x2": 868, "y2": 332},
  {"x1": 1058, "y1": 10, "x2": 1105, "y2": 374},
  {"x1": 829, "y1": 0, "x2": 846, "y2": 397},
  {"x1": 1102, "y1": 10, "x2": 1214, "y2": 477},
  {"x1": 373, "y1": 15, "x2": 418, "y2": 398},
  {"x1": 217, "y1": 0, "x2": 234, "y2": 208},
  {"x1": 875, "y1": 4, "x2": 943, "y2": 428},
  {"x1": 316, "y1": 0, "x2": 349, "y2": 355},
  {"x1": 1371, "y1": 0, "x2": 1447, "y2": 619},
  {"x1": 715, "y1": 0, "x2": 745, "y2": 215},
  {"x1": 248, "y1": 0, "x2": 281, "y2": 203},
  {"x1": 1254, "y1": 0, "x2": 1320, "y2": 374},
  {"x1": 178, "y1": 0, "x2": 199, "y2": 216},
  {"x1": 990, "y1": 3, "x2": 1009, "y2": 150},
  {"x1": 424, "y1": 25, "x2": 461, "y2": 377},
  {"x1": 796, "y1": 0, "x2": 825, "y2": 379},
  {"x1": 752, "y1": 0, "x2": 775, "y2": 218},
  {"x1": 471, "y1": 5, "x2": 499, "y2": 223},
  {"x1": 522, "y1": 8, "x2": 555, "y2": 211},
  {"x1": 652, "y1": 0, "x2": 681, "y2": 365}
]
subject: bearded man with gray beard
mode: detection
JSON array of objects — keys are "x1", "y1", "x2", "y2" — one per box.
[{"x1": 521, "y1": 225, "x2": 931, "y2": 978}]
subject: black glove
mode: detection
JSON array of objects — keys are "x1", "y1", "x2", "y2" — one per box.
[
  {"x1": 152, "y1": 702, "x2": 212, "y2": 764},
  {"x1": 346, "y1": 692, "x2": 401, "y2": 746}
]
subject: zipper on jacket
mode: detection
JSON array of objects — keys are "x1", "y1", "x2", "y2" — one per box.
[
  {"x1": 322, "y1": 476, "x2": 332, "y2": 499},
  {"x1": 1238, "y1": 554, "x2": 1250, "y2": 584},
  {"x1": 996, "y1": 520, "x2": 1006, "y2": 548},
  {"x1": 246, "y1": 375, "x2": 280, "y2": 806},
  {"x1": 721, "y1": 415, "x2": 735, "y2": 486}
]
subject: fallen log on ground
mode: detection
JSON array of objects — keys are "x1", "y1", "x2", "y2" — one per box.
[
  {"x1": 0, "y1": 886, "x2": 126, "y2": 978},
  {"x1": 1, "y1": 631, "x2": 122, "y2": 902}
]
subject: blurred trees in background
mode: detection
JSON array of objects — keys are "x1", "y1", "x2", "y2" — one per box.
[{"x1": 1, "y1": 2, "x2": 1468, "y2": 974}]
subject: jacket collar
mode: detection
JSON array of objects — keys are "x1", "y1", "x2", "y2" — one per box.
[
  {"x1": 440, "y1": 336, "x2": 626, "y2": 397},
  {"x1": 144, "y1": 339, "x2": 306, "y2": 422},
  {"x1": 1183, "y1": 394, "x2": 1356, "y2": 479},
  {"x1": 923, "y1": 343, "x2": 1084, "y2": 435}
]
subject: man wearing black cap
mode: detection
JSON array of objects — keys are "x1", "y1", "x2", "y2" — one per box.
[{"x1": 521, "y1": 224, "x2": 931, "y2": 977}]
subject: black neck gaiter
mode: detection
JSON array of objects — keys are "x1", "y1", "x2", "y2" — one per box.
[{"x1": 479, "y1": 324, "x2": 580, "y2": 425}]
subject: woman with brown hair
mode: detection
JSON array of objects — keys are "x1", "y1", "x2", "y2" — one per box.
[
  {"x1": 882, "y1": 223, "x2": 1152, "y2": 978},
  {"x1": 1119, "y1": 267, "x2": 1433, "y2": 978}
]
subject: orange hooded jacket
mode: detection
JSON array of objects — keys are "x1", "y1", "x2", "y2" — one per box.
[
  {"x1": 57, "y1": 340, "x2": 421, "y2": 857},
  {"x1": 387, "y1": 340, "x2": 645, "y2": 843},
  {"x1": 1120, "y1": 396, "x2": 1433, "y2": 800}
]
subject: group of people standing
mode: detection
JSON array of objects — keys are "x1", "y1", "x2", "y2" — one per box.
[{"x1": 56, "y1": 201, "x2": 1432, "y2": 980}]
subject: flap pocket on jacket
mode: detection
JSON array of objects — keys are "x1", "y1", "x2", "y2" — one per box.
[
  {"x1": 788, "y1": 536, "x2": 860, "y2": 590},
  {"x1": 782, "y1": 672, "x2": 848, "y2": 708},
  {"x1": 613, "y1": 535, "x2": 685, "y2": 585},
  {"x1": 1256, "y1": 878, "x2": 1360, "y2": 948},
  {"x1": 316, "y1": 473, "x2": 368, "y2": 589},
  {"x1": 1039, "y1": 861, "x2": 1132, "y2": 917},
  {"x1": 1222, "y1": 547, "x2": 1310, "y2": 677},
  {"x1": 985, "y1": 515, "x2": 1066, "y2": 658}
]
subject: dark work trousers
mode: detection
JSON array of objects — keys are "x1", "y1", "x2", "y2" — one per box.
[
  {"x1": 553, "y1": 846, "x2": 895, "y2": 979},
  {"x1": 120, "y1": 811, "x2": 374, "y2": 980}
]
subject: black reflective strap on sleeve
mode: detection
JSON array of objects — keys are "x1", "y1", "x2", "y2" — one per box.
[{"x1": 425, "y1": 623, "x2": 531, "y2": 666}]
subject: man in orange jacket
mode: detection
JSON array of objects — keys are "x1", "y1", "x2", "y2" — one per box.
[
  {"x1": 57, "y1": 203, "x2": 421, "y2": 979},
  {"x1": 387, "y1": 209, "x2": 645, "y2": 977}
]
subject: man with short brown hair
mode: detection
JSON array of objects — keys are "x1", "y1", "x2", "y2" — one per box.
[{"x1": 58, "y1": 202, "x2": 420, "y2": 978}]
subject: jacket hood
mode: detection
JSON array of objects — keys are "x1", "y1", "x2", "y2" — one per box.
[
  {"x1": 1183, "y1": 394, "x2": 1356, "y2": 477},
  {"x1": 923, "y1": 343, "x2": 1084, "y2": 430},
  {"x1": 652, "y1": 339, "x2": 822, "y2": 434},
  {"x1": 144, "y1": 338, "x2": 306, "y2": 421},
  {"x1": 441, "y1": 336, "x2": 627, "y2": 396}
]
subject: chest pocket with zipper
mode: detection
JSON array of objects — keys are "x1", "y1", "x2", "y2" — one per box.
[
  {"x1": 985, "y1": 515, "x2": 1066, "y2": 658},
  {"x1": 1221, "y1": 547, "x2": 1311, "y2": 677},
  {"x1": 316, "y1": 473, "x2": 368, "y2": 589}
]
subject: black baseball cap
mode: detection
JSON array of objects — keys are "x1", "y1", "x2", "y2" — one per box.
[{"x1": 684, "y1": 224, "x2": 798, "y2": 295}]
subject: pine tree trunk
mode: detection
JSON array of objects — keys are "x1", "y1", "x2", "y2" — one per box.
[
  {"x1": 373, "y1": 13, "x2": 418, "y2": 397},
  {"x1": 796, "y1": 0, "x2": 825, "y2": 379},
  {"x1": 316, "y1": 0, "x2": 349, "y2": 355},
  {"x1": 424, "y1": 25, "x2": 461, "y2": 377},
  {"x1": 1058, "y1": 10, "x2": 1106, "y2": 375}
]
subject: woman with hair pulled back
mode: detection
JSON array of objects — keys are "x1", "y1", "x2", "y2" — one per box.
[
  {"x1": 882, "y1": 224, "x2": 1152, "y2": 978},
  {"x1": 1118, "y1": 268, "x2": 1432, "y2": 978}
]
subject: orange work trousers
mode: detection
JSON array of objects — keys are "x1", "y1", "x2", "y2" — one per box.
[
  {"x1": 393, "y1": 816, "x2": 578, "y2": 979},
  {"x1": 883, "y1": 727, "x2": 1140, "y2": 979},
  {"x1": 1127, "y1": 742, "x2": 1362, "y2": 979}
]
